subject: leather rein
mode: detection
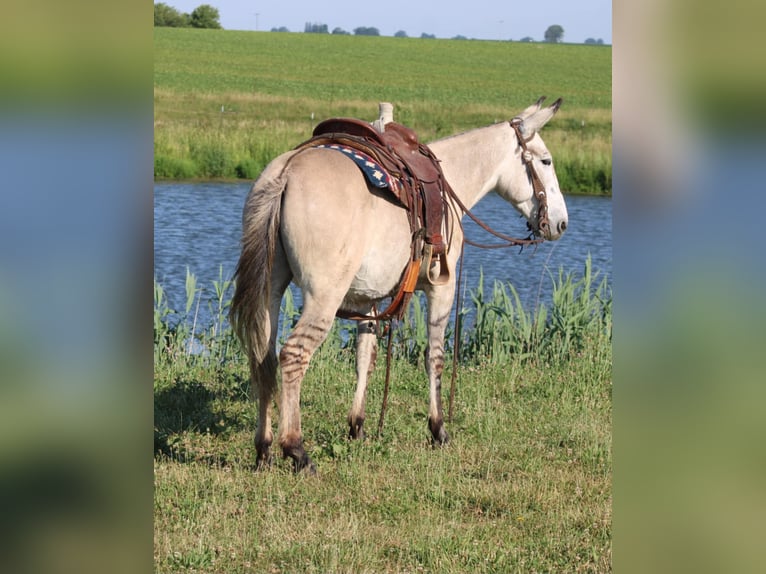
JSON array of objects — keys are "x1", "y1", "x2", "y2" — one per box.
[{"x1": 445, "y1": 118, "x2": 550, "y2": 250}]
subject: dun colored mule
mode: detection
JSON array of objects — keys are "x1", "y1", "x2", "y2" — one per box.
[{"x1": 231, "y1": 98, "x2": 568, "y2": 473}]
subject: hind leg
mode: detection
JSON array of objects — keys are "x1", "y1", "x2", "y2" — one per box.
[
  {"x1": 277, "y1": 297, "x2": 338, "y2": 473},
  {"x1": 253, "y1": 253, "x2": 292, "y2": 468},
  {"x1": 348, "y1": 318, "x2": 378, "y2": 439}
]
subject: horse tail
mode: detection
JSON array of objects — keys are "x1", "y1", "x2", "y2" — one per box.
[{"x1": 230, "y1": 161, "x2": 289, "y2": 385}]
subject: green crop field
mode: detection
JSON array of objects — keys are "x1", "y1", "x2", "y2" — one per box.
[{"x1": 154, "y1": 28, "x2": 611, "y2": 193}]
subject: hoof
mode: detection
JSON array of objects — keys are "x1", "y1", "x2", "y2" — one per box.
[
  {"x1": 429, "y1": 417, "x2": 450, "y2": 447},
  {"x1": 255, "y1": 453, "x2": 273, "y2": 471},
  {"x1": 348, "y1": 417, "x2": 366, "y2": 440},
  {"x1": 283, "y1": 441, "x2": 317, "y2": 475},
  {"x1": 431, "y1": 431, "x2": 450, "y2": 448},
  {"x1": 255, "y1": 441, "x2": 273, "y2": 470},
  {"x1": 292, "y1": 453, "x2": 317, "y2": 475}
]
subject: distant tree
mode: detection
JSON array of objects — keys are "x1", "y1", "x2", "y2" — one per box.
[
  {"x1": 304, "y1": 22, "x2": 328, "y2": 33},
  {"x1": 190, "y1": 4, "x2": 221, "y2": 29},
  {"x1": 394, "y1": 30, "x2": 408, "y2": 38},
  {"x1": 420, "y1": 32, "x2": 436, "y2": 39},
  {"x1": 271, "y1": 26, "x2": 290, "y2": 32},
  {"x1": 452, "y1": 35, "x2": 467, "y2": 40},
  {"x1": 544, "y1": 24, "x2": 564, "y2": 43},
  {"x1": 354, "y1": 26, "x2": 380, "y2": 36},
  {"x1": 154, "y1": 3, "x2": 188, "y2": 27},
  {"x1": 520, "y1": 36, "x2": 534, "y2": 42},
  {"x1": 332, "y1": 27, "x2": 350, "y2": 35}
]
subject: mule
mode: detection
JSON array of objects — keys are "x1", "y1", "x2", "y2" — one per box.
[{"x1": 231, "y1": 98, "x2": 568, "y2": 473}]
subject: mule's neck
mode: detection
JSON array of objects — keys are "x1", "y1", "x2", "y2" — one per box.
[{"x1": 428, "y1": 122, "x2": 512, "y2": 211}]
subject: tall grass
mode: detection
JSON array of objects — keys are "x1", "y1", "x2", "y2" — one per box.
[
  {"x1": 462, "y1": 256, "x2": 611, "y2": 364},
  {"x1": 154, "y1": 256, "x2": 610, "y2": 374},
  {"x1": 154, "y1": 265, "x2": 240, "y2": 368},
  {"x1": 153, "y1": 258, "x2": 611, "y2": 573}
]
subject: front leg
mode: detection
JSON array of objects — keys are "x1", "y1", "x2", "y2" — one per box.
[
  {"x1": 348, "y1": 318, "x2": 378, "y2": 439},
  {"x1": 424, "y1": 286, "x2": 454, "y2": 446}
]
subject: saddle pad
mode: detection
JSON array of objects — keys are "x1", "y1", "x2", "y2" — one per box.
[{"x1": 316, "y1": 144, "x2": 397, "y2": 191}]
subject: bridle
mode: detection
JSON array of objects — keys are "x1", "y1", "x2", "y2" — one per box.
[
  {"x1": 443, "y1": 118, "x2": 551, "y2": 250},
  {"x1": 509, "y1": 117, "x2": 550, "y2": 239}
]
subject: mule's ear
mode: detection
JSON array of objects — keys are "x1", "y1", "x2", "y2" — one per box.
[
  {"x1": 515, "y1": 96, "x2": 546, "y2": 122},
  {"x1": 519, "y1": 97, "x2": 563, "y2": 137}
]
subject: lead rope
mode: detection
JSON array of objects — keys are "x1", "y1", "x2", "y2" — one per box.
[
  {"x1": 377, "y1": 321, "x2": 395, "y2": 437},
  {"x1": 448, "y1": 239, "x2": 465, "y2": 423}
]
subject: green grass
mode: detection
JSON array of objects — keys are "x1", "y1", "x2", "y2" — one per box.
[
  {"x1": 154, "y1": 28, "x2": 611, "y2": 193},
  {"x1": 154, "y1": 259, "x2": 612, "y2": 572}
]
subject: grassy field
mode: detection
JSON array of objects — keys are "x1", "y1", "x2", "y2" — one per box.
[
  {"x1": 154, "y1": 28, "x2": 611, "y2": 193},
  {"x1": 154, "y1": 262, "x2": 612, "y2": 572}
]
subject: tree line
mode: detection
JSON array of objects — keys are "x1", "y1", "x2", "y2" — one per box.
[
  {"x1": 154, "y1": 5, "x2": 606, "y2": 45},
  {"x1": 154, "y1": 3, "x2": 222, "y2": 29},
  {"x1": 292, "y1": 23, "x2": 604, "y2": 44},
  {"x1": 298, "y1": 23, "x2": 439, "y2": 38}
]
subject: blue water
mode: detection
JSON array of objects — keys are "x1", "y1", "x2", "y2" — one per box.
[{"x1": 154, "y1": 182, "x2": 611, "y2": 326}]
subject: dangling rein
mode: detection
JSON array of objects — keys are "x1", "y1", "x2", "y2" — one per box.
[{"x1": 444, "y1": 119, "x2": 552, "y2": 424}]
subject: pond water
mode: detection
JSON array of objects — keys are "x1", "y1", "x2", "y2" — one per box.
[{"x1": 154, "y1": 182, "x2": 611, "y2": 326}]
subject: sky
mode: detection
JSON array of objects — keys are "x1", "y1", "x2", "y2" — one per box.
[{"x1": 168, "y1": 0, "x2": 612, "y2": 44}]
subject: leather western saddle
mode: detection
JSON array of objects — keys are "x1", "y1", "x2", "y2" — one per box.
[{"x1": 296, "y1": 117, "x2": 452, "y2": 273}]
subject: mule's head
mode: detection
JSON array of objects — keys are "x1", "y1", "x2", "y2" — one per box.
[{"x1": 498, "y1": 97, "x2": 568, "y2": 241}]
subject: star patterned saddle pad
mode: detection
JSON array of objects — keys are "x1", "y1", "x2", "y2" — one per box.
[{"x1": 315, "y1": 144, "x2": 395, "y2": 190}]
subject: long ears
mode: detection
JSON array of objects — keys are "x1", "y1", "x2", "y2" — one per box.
[
  {"x1": 517, "y1": 97, "x2": 563, "y2": 138},
  {"x1": 516, "y1": 96, "x2": 547, "y2": 121}
]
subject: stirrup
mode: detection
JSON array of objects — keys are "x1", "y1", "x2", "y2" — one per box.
[{"x1": 423, "y1": 244, "x2": 450, "y2": 286}]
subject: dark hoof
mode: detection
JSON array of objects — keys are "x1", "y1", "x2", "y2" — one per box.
[
  {"x1": 255, "y1": 453, "x2": 273, "y2": 471},
  {"x1": 255, "y1": 441, "x2": 273, "y2": 470},
  {"x1": 292, "y1": 453, "x2": 317, "y2": 475},
  {"x1": 431, "y1": 431, "x2": 450, "y2": 448},
  {"x1": 349, "y1": 417, "x2": 365, "y2": 440},
  {"x1": 283, "y1": 442, "x2": 317, "y2": 475},
  {"x1": 429, "y1": 417, "x2": 450, "y2": 447}
]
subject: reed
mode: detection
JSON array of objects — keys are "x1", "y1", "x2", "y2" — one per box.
[{"x1": 154, "y1": 256, "x2": 610, "y2": 373}]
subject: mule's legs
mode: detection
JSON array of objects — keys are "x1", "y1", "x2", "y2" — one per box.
[
  {"x1": 253, "y1": 254, "x2": 291, "y2": 468},
  {"x1": 424, "y1": 286, "x2": 454, "y2": 446},
  {"x1": 277, "y1": 299, "x2": 337, "y2": 473},
  {"x1": 348, "y1": 318, "x2": 378, "y2": 439}
]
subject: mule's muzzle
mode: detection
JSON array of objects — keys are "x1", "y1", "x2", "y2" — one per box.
[
  {"x1": 529, "y1": 218, "x2": 566, "y2": 240},
  {"x1": 545, "y1": 219, "x2": 568, "y2": 240}
]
